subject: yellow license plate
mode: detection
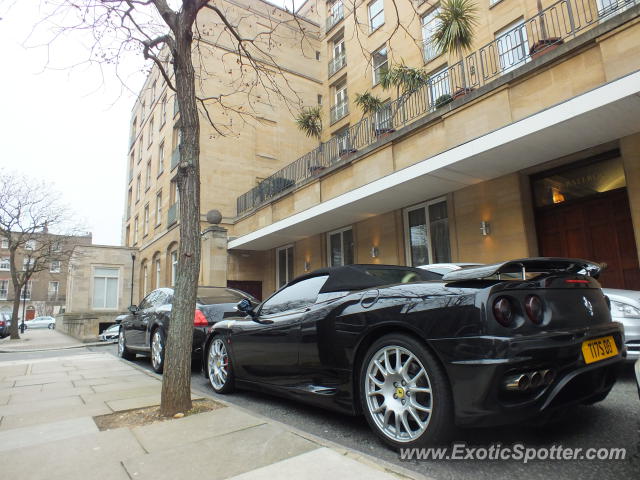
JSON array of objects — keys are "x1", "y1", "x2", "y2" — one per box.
[{"x1": 581, "y1": 336, "x2": 619, "y2": 364}]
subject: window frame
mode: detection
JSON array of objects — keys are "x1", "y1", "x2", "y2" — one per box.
[
  {"x1": 92, "y1": 267, "x2": 120, "y2": 310},
  {"x1": 368, "y1": 0, "x2": 385, "y2": 32},
  {"x1": 48, "y1": 281, "x2": 60, "y2": 301},
  {"x1": 259, "y1": 275, "x2": 329, "y2": 317},
  {"x1": 50, "y1": 260, "x2": 61, "y2": 273},
  {"x1": 421, "y1": 7, "x2": 442, "y2": 63},
  {"x1": 372, "y1": 45, "x2": 388, "y2": 85},
  {"x1": 0, "y1": 279, "x2": 8, "y2": 300},
  {"x1": 403, "y1": 196, "x2": 451, "y2": 267},
  {"x1": 495, "y1": 18, "x2": 529, "y2": 74},
  {"x1": 0, "y1": 257, "x2": 9, "y2": 271},
  {"x1": 327, "y1": 226, "x2": 354, "y2": 267},
  {"x1": 170, "y1": 250, "x2": 178, "y2": 286},
  {"x1": 276, "y1": 244, "x2": 295, "y2": 288}
]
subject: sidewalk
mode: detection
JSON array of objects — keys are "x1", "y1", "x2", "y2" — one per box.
[
  {"x1": 0, "y1": 327, "x2": 86, "y2": 352},
  {"x1": 0, "y1": 330, "x2": 424, "y2": 480}
]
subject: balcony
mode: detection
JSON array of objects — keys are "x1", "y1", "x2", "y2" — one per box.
[
  {"x1": 328, "y1": 53, "x2": 346, "y2": 77},
  {"x1": 236, "y1": 0, "x2": 639, "y2": 216},
  {"x1": 326, "y1": 4, "x2": 344, "y2": 33},
  {"x1": 330, "y1": 101, "x2": 349, "y2": 124},
  {"x1": 170, "y1": 147, "x2": 180, "y2": 169},
  {"x1": 167, "y1": 203, "x2": 178, "y2": 226}
]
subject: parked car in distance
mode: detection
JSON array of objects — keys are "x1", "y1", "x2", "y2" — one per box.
[
  {"x1": 26, "y1": 316, "x2": 56, "y2": 329},
  {"x1": 0, "y1": 312, "x2": 12, "y2": 338},
  {"x1": 117, "y1": 286, "x2": 257, "y2": 373},
  {"x1": 419, "y1": 263, "x2": 639, "y2": 361},
  {"x1": 99, "y1": 324, "x2": 120, "y2": 342},
  {"x1": 203, "y1": 259, "x2": 623, "y2": 449}
]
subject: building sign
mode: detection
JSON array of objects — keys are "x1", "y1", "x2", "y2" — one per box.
[{"x1": 533, "y1": 156, "x2": 626, "y2": 208}]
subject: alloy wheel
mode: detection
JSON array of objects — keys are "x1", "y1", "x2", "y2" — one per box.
[
  {"x1": 208, "y1": 338, "x2": 229, "y2": 390},
  {"x1": 151, "y1": 330, "x2": 164, "y2": 370},
  {"x1": 364, "y1": 345, "x2": 433, "y2": 443},
  {"x1": 118, "y1": 329, "x2": 125, "y2": 355}
]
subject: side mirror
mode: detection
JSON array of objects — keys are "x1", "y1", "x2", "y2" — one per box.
[
  {"x1": 236, "y1": 298, "x2": 256, "y2": 317},
  {"x1": 128, "y1": 305, "x2": 139, "y2": 314}
]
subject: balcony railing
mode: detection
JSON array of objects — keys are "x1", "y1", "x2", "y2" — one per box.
[
  {"x1": 330, "y1": 101, "x2": 349, "y2": 124},
  {"x1": 170, "y1": 147, "x2": 180, "y2": 169},
  {"x1": 167, "y1": 203, "x2": 178, "y2": 226},
  {"x1": 326, "y1": 4, "x2": 344, "y2": 33},
  {"x1": 237, "y1": 0, "x2": 638, "y2": 216},
  {"x1": 328, "y1": 53, "x2": 346, "y2": 77}
]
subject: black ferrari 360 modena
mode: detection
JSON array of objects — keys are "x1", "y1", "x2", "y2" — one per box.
[{"x1": 201, "y1": 259, "x2": 624, "y2": 449}]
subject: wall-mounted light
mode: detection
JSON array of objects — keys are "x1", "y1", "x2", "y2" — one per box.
[
  {"x1": 304, "y1": 260, "x2": 311, "y2": 272},
  {"x1": 480, "y1": 221, "x2": 491, "y2": 236},
  {"x1": 370, "y1": 246, "x2": 379, "y2": 258}
]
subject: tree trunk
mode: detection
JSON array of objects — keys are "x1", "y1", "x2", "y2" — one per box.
[
  {"x1": 160, "y1": 12, "x2": 200, "y2": 417},
  {"x1": 9, "y1": 285, "x2": 21, "y2": 340}
]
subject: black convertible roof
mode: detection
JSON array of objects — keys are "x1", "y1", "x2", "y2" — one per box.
[
  {"x1": 442, "y1": 257, "x2": 602, "y2": 282},
  {"x1": 290, "y1": 264, "x2": 434, "y2": 293}
]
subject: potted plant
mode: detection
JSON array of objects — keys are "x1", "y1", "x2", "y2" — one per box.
[
  {"x1": 435, "y1": 93, "x2": 453, "y2": 109},
  {"x1": 433, "y1": 0, "x2": 478, "y2": 100},
  {"x1": 295, "y1": 106, "x2": 326, "y2": 173},
  {"x1": 529, "y1": 0, "x2": 563, "y2": 60},
  {"x1": 378, "y1": 64, "x2": 430, "y2": 134}
]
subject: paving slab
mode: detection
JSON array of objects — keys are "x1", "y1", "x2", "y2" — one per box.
[
  {"x1": 7, "y1": 386, "x2": 94, "y2": 404},
  {"x1": 106, "y1": 392, "x2": 202, "y2": 412},
  {"x1": 0, "y1": 364, "x2": 28, "y2": 379},
  {"x1": 227, "y1": 447, "x2": 403, "y2": 480},
  {"x1": 123, "y1": 423, "x2": 319, "y2": 480},
  {"x1": 80, "y1": 385, "x2": 162, "y2": 404},
  {"x1": 0, "y1": 403, "x2": 111, "y2": 430},
  {"x1": 92, "y1": 379, "x2": 159, "y2": 393},
  {"x1": 0, "y1": 394, "x2": 84, "y2": 416},
  {"x1": 0, "y1": 416, "x2": 99, "y2": 452},
  {"x1": 3, "y1": 384, "x2": 43, "y2": 395},
  {"x1": 131, "y1": 407, "x2": 265, "y2": 453},
  {"x1": 13, "y1": 373, "x2": 76, "y2": 387},
  {"x1": 0, "y1": 394, "x2": 9, "y2": 406}
]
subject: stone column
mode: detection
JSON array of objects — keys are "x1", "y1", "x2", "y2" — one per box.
[{"x1": 201, "y1": 226, "x2": 229, "y2": 287}]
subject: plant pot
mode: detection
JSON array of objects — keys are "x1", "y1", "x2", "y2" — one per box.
[
  {"x1": 434, "y1": 94, "x2": 453, "y2": 109},
  {"x1": 529, "y1": 38, "x2": 563, "y2": 60},
  {"x1": 452, "y1": 87, "x2": 474, "y2": 100},
  {"x1": 339, "y1": 148, "x2": 357, "y2": 158},
  {"x1": 374, "y1": 128, "x2": 395, "y2": 138},
  {"x1": 309, "y1": 165, "x2": 326, "y2": 175}
]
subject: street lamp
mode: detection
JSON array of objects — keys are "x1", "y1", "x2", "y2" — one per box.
[{"x1": 130, "y1": 252, "x2": 136, "y2": 307}]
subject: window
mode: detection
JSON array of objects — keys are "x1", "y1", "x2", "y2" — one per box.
[
  {"x1": 374, "y1": 101, "x2": 393, "y2": 132},
  {"x1": 25, "y1": 240, "x2": 36, "y2": 250},
  {"x1": 52, "y1": 241, "x2": 61, "y2": 252},
  {"x1": 496, "y1": 19, "x2": 528, "y2": 73},
  {"x1": 368, "y1": 0, "x2": 384, "y2": 31},
  {"x1": 171, "y1": 250, "x2": 178, "y2": 286},
  {"x1": 174, "y1": 95, "x2": 180, "y2": 116},
  {"x1": 1, "y1": 239, "x2": 8, "y2": 249},
  {"x1": 317, "y1": 94, "x2": 323, "y2": 105},
  {"x1": 126, "y1": 226, "x2": 131, "y2": 247},
  {"x1": 422, "y1": 8, "x2": 442, "y2": 63},
  {"x1": 148, "y1": 118, "x2": 154, "y2": 146},
  {"x1": 372, "y1": 46, "x2": 388, "y2": 84},
  {"x1": 127, "y1": 188, "x2": 132, "y2": 219},
  {"x1": 145, "y1": 160, "x2": 152, "y2": 190},
  {"x1": 20, "y1": 280, "x2": 32, "y2": 300},
  {"x1": 50, "y1": 260, "x2": 61, "y2": 273},
  {"x1": 158, "y1": 142, "x2": 165, "y2": 175},
  {"x1": 131, "y1": 118, "x2": 137, "y2": 142},
  {"x1": 143, "y1": 204, "x2": 150, "y2": 236},
  {"x1": 327, "y1": 1, "x2": 344, "y2": 30},
  {"x1": 331, "y1": 80, "x2": 348, "y2": 123},
  {"x1": 93, "y1": 267, "x2": 119, "y2": 309},
  {"x1": 138, "y1": 135, "x2": 144, "y2": 162},
  {"x1": 333, "y1": 127, "x2": 352, "y2": 154},
  {"x1": 155, "y1": 191, "x2": 162, "y2": 226},
  {"x1": 0, "y1": 257, "x2": 9, "y2": 271},
  {"x1": 48, "y1": 281, "x2": 59, "y2": 301},
  {"x1": 141, "y1": 100, "x2": 146, "y2": 119},
  {"x1": 151, "y1": 80, "x2": 157, "y2": 103},
  {"x1": 404, "y1": 198, "x2": 451, "y2": 266},
  {"x1": 134, "y1": 216, "x2": 139, "y2": 244},
  {"x1": 276, "y1": 245, "x2": 294, "y2": 288},
  {"x1": 23, "y1": 257, "x2": 35, "y2": 269},
  {"x1": 328, "y1": 227, "x2": 354, "y2": 267},
  {"x1": 329, "y1": 35, "x2": 346, "y2": 77},
  {"x1": 155, "y1": 259, "x2": 161, "y2": 288},
  {"x1": 161, "y1": 95, "x2": 168, "y2": 125},
  {"x1": 261, "y1": 275, "x2": 329, "y2": 316},
  {"x1": 143, "y1": 263, "x2": 149, "y2": 295},
  {"x1": 136, "y1": 175, "x2": 142, "y2": 201},
  {"x1": 0, "y1": 280, "x2": 8, "y2": 300}
]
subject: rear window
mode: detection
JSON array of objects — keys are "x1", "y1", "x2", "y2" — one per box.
[
  {"x1": 364, "y1": 268, "x2": 439, "y2": 283},
  {"x1": 196, "y1": 287, "x2": 253, "y2": 305}
]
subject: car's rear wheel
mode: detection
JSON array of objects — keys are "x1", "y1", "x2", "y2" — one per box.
[
  {"x1": 207, "y1": 337, "x2": 234, "y2": 393},
  {"x1": 360, "y1": 333, "x2": 453, "y2": 449},
  {"x1": 150, "y1": 328, "x2": 165, "y2": 374},
  {"x1": 48, "y1": 323, "x2": 54, "y2": 330},
  {"x1": 118, "y1": 328, "x2": 136, "y2": 361}
]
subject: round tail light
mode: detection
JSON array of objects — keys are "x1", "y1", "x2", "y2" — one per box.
[
  {"x1": 493, "y1": 297, "x2": 514, "y2": 327},
  {"x1": 525, "y1": 295, "x2": 543, "y2": 324}
]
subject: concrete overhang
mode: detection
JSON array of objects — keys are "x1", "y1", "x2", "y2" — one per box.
[{"x1": 228, "y1": 70, "x2": 640, "y2": 251}]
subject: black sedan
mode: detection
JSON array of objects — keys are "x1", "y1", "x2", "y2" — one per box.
[
  {"x1": 202, "y1": 259, "x2": 624, "y2": 449},
  {"x1": 118, "y1": 286, "x2": 256, "y2": 373}
]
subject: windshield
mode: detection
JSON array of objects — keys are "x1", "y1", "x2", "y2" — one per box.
[{"x1": 196, "y1": 287, "x2": 255, "y2": 305}]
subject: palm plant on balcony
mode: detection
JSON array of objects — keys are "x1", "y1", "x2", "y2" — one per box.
[
  {"x1": 529, "y1": 0, "x2": 563, "y2": 59},
  {"x1": 295, "y1": 106, "x2": 325, "y2": 173},
  {"x1": 354, "y1": 92, "x2": 384, "y2": 118},
  {"x1": 377, "y1": 64, "x2": 430, "y2": 135},
  {"x1": 433, "y1": 0, "x2": 478, "y2": 99}
]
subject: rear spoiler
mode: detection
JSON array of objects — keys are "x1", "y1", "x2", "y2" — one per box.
[{"x1": 441, "y1": 257, "x2": 602, "y2": 282}]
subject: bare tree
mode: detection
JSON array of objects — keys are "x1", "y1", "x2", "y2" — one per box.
[{"x1": 0, "y1": 170, "x2": 82, "y2": 340}]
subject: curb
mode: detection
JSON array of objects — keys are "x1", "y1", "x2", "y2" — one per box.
[
  {"x1": 114, "y1": 354, "x2": 431, "y2": 480},
  {"x1": 0, "y1": 341, "x2": 115, "y2": 354}
]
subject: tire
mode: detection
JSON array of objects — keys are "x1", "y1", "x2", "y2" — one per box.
[
  {"x1": 206, "y1": 336, "x2": 235, "y2": 393},
  {"x1": 150, "y1": 328, "x2": 166, "y2": 374},
  {"x1": 118, "y1": 327, "x2": 136, "y2": 361},
  {"x1": 48, "y1": 323, "x2": 54, "y2": 330},
  {"x1": 360, "y1": 333, "x2": 453, "y2": 449}
]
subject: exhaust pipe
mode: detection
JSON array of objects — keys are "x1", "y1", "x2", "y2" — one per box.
[
  {"x1": 504, "y1": 374, "x2": 531, "y2": 391},
  {"x1": 542, "y1": 369, "x2": 555, "y2": 385},
  {"x1": 530, "y1": 371, "x2": 543, "y2": 389},
  {"x1": 504, "y1": 369, "x2": 555, "y2": 392}
]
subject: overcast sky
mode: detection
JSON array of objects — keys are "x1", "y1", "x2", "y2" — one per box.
[{"x1": 0, "y1": 0, "x2": 295, "y2": 246}]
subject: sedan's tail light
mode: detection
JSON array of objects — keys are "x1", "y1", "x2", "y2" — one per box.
[
  {"x1": 493, "y1": 297, "x2": 514, "y2": 327},
  {"x1": 194, "y1": 309, "x2": 208, "y2": 327},
  {"x1": 0, "y1": 320, "x2": 4, "y2": 327},
  {"x1": 524, "y1": 295, "x2": 544, "y2": 324}
]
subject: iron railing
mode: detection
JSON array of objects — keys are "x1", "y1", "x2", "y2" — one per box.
[
  {"x1": 330, "y1": 101, "x2": 349, "y2": 124},
  {"x1": 326, "y1": 3, "x2": 344, "y2": 33},
  {"x1": 328, "y1": 53, "x2": 347, "y2": 77},
  {"x1": 237, "y1": 0, "x2": 638, "y2": 215},
  {"x1": 167, "y1": 203, "x2": 178, "y2": 226}
]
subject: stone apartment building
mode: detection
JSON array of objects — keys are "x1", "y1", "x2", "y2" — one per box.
[
  {"x1": 0, "y1": 233, "x2": 92, "y2": 320},
  {"x1": 123, "y1": 0, "x2": 640, "y2": 302}
]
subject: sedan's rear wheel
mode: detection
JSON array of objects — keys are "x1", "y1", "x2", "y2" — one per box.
[
  {"x1": 118, "y1": 328, "x2": 136, "y2": 361},
  {"x1": 207, "y1": 337, "x2": 234, "y2": 393},
  {"x1": 151, "y1": 329, "x2": 165, "y2": 374},
  {"x1": 360, "y1": 334, "x2": 453, "y2": 448}
]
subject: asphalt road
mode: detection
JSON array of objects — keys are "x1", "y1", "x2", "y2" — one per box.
[{"x1": 85, "y1": 342, "x2": 640, "y2": 480}]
